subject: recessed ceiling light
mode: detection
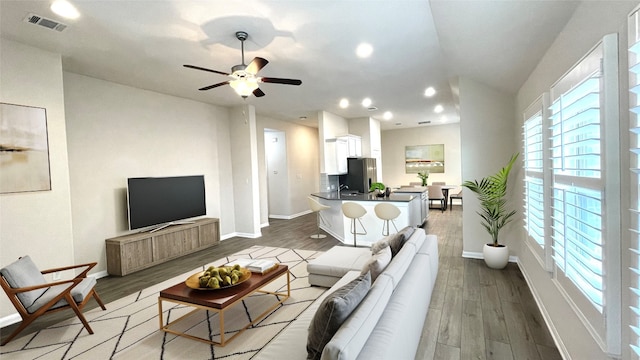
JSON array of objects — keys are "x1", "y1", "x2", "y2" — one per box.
[
  {"x1": 424, "y1": 87, "x2": 436, "y2": 97},
  {"x1": 51, "y1": 0, "x2": 80, "y2": 19},
  {"x1": 356, "y1": 43, "x2": 373, "y2": 58},
  {"x1": 440, "y1": 116, "x2": 447, "y2": 123},
  {"x1": 339, "y1": 98, "x2": 349, "y2": 108},
  {"x1": 434, "y1": 104, "x2": 444, "y2": 113},
  {"x1": 383, "y1": 111, "x2": 393, "y2": 120},
  {"x1": 362, "y1": 98, "x2": 372, "y2": 107}
]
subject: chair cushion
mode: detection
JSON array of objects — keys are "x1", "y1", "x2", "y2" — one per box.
[
  {"x1": 307, "y1": 272, "x2": 371, "y2": 360},
  {"x1": 0, "y1": 256, "x2": 47, "y2": 309},
  {"x1": 28, "y1": 277, "x2": 97, "y2": 313},
  {"x1": 360, "y1": 246, "x2": 391, "y2": 281}
]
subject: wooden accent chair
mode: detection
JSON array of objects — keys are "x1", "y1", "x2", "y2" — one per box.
[{"x1": 0, "y1": 256, "x2": 106, "y2": 346}]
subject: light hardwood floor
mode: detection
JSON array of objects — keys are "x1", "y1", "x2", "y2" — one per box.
[{"x1": 1, "y1": 206, "x2": 561, "y2": 360}]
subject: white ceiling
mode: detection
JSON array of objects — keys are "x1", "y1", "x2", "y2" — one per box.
[{"x1": 0, "y1": 0, "x2": 580, "y2": 130}]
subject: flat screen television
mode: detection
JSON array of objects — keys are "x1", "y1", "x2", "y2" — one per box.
[{"x1": 127, "y1": 175, "x2": 206, "y2": 232}]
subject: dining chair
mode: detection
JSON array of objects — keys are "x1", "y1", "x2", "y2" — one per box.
[
  {"x1": 428, "y1": 185, "x2": 446, "y2": 212},
  {"x1": 449, "y1": 189, "x2": 463, "y2": 211}
]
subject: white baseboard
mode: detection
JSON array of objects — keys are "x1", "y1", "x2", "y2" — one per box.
[
  {"x1": 461, "y1": 251, "x2": 518, "y2": 263},
  {"x1": 269, "y1": 210, "x2": 312, "y2": 220},
  {"x1": 233, "y1": 232, "x2": 262, "y2": 239},
  {"x1": 0, "y1": 313, "x2": 21, "y2": 327},
  {"x1": 516, "y1": 262, "x2": 570, "y2": 359}
]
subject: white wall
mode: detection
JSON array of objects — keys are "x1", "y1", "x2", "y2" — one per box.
[
  {"x1": 229, "y1": 105, "x2": 261, "y2": 238},
  {"x1": 63, "y1": 72, "x2": 232, "y2": 274},
  {"x1": 258, "y1": 116, "x2": 320, "y2": 220},
  {"x1": 458, "y1": 77, "x2": 517, "y2": 256},
  {"x1": 381, "y1": 123, "x2": 461, "y2": 188},
  {"x1": 514, "y1": 2, "x2": 636, "y2": 359},
  {"x1": 0, "y1": 40, "x2": 75, "y2": 319}
]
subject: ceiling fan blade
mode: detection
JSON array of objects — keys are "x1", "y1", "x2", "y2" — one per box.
[
  {"x1": 260, "y1": 77, "x2": 302, "y2": 86},
  {"x1": 245, "y1": 57, "x2": 269, "y2": 75},
  {"x1": 184, "y1": 64, "x2": 229, "y2": 76},
  {"x1": 199, "y1": 81, "x2": 230, "y2": 91},
  {"x1": 253, "y1": 88, "x2": 265, "y2": 97}
]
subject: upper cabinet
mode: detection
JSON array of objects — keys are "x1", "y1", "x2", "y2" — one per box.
[
  {"x1": 338, "y1": 135, "x2": 362, "y2": 157},
  {"x1": 325, "y1": 138, "x2": 348, "y2": 174}
]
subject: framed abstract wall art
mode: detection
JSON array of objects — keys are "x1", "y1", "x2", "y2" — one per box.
[
  {"x1": 405, "y1": 144, "x2": 444, "y2": 174},
  {"x1": 0, "y1": 103, "x2": 51, "y2": 193}
]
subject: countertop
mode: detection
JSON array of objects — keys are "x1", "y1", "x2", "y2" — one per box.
[
  {"x1": 311, "y1": 191, "x2": 416, "y2": 202},
  {"x1": 393, "y1": 186, "x2": 428, "y2": 193}
]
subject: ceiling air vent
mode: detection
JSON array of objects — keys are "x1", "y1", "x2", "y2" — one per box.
[
  {"x1": 23, "y1": 13, "x2": 67, "y2": 32},
  {"x1": 367, "y1": 106, "x2": 378, "y2": 111},
  {"x1": 418, "y1": 121, "x2": 431, "y2": 125}
]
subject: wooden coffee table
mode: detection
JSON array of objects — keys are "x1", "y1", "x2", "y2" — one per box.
[{"x1": 158, "y1": 264, "x2": 290, "y2": 346}]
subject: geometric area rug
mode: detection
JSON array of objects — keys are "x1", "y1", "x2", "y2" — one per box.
[{"x1": 0, "y1": 246, "x2": 326, "y2": 360}]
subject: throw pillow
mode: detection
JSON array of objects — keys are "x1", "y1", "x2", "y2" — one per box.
[
  {"x1": 388, "y1": 226, "x2": 416, "y2": 256},
  {"x1": 398, "y1": 226, "x2": 416, "y2": 244},
  {"x1": 307, "y1": 272, "x2": 372, "y2": 360},
  {"x1": 370, "y1": 237, "x2": 390, "y2": 254},
  {"x1": 387, "y1": 233, "x2": 404, "y2": 257},
  {"x1": 360, "y1": 246, "x2": 391, "y2": 281}
]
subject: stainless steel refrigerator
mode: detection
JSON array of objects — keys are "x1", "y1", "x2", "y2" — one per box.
[{"x1": 346, "y1": 157, "x2": 377, "y2": 193}]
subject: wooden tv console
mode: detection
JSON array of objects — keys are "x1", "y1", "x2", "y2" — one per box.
[{"x1": 105, "y1": 218, "x2": 220, "y2": 276}]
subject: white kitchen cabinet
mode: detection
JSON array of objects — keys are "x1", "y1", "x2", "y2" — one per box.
[
  {"x1": 339, "y1": 135, "x2": 362, "y2": 157},
  {"x1": 325, "y1": 138, "x2": 348, "y2": 174}
]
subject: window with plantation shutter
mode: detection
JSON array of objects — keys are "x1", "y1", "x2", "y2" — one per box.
[
  {"x1": 523, "y1": 96, "x2": 552, "y2": 270},
  {"x1": 548, "y1": 34, "x2": 620, "y2": 353},
  {"x1": 629, "y1": 5, "x2": 640, "y2": 357}
]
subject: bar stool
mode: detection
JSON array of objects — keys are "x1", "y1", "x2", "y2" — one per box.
[
  {"x1": 374, "y1": 203, "x2": 400, "y2": 236},
  {"x1": 307, "y1": 196, "x2": 331, "y2": 239},
  {"x1": 342, "y1": 202, "x2": 367, "y2": 247}
]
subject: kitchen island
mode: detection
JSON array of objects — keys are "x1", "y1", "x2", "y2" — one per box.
[{"x1": 310, "y1": 191, "x2": 422, "y2": 246}]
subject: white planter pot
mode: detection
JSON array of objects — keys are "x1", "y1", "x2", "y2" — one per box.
[{"x1": 483, "y1": 244, "x2": 509, "y2": 269}]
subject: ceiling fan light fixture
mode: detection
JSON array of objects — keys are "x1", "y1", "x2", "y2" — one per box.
[{"x1": 230, "y1": 78, "x2": 259, "y2": 98}]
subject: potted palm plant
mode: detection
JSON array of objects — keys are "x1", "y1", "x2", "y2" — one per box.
[{"x1": 462, "y1": 153, "x2": 518, "y2": 269}]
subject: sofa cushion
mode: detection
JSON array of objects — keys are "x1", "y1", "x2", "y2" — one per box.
[
  {"x1": 322, "y1": 275, "x2": 394, "y2": 360},
  {"x1": 0, "y1": 256, "x2": 47, "y2": 309},
  {"x1": 360, "y1": 246, "x2": 391, "y2": 281},
  {"x1": 357, "y1": 253, "x2": 432, "y2": 360},
  {"x1": 307, "y1": 246, "x2": 371, "y2": 286},
  {"x1": 307, "y1": 272, "x2": 372, "y2": 360},
  {"x1": 379, "y1": 231, "x2": 422, "y2": 289}
]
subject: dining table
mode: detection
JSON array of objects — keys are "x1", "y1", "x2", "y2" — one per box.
[{"x1": 439, "y1": 185, "x2": 459, "y2": 210}]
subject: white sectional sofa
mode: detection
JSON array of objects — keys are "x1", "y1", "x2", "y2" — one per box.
[{"x1": 255, "y1": 228, "x2": 439, "y2": 360}]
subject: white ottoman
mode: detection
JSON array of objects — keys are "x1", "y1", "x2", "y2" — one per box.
[{"x1": 307, "y1": 246, "x2": 372, "y2": 287}]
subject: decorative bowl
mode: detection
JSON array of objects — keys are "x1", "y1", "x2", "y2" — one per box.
[{"x1": 185, "y1": 268, "x2": 251, "y2": 290}]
